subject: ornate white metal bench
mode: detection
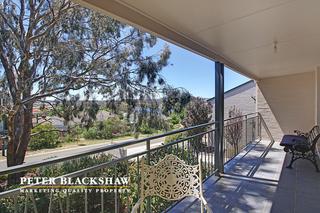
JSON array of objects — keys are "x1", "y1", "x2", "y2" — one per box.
[{"x1": 131, "y1": 154, "x2": 213, "y2": 213}]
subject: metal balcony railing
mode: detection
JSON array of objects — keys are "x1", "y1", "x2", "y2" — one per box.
[{"x1": 0, "y1": 112, "x2": 268, "y2": 213}]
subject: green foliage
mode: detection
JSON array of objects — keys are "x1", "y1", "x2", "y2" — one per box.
[
  {"x1": 0, "y1": 145, "x2": 205, "y2": 213},
  {"x1": 164, "y1": 132, "x2": 185, "y2": 144},
  {"x1": 168, "y1": 110, "x2": 185, "y2": 129},
  {"x1": 136, "y1": 100, "x2": 170, "y2": 133},
  {"x1": 170, "y1": 113, "x2": 181, "y2": 125},
  {"x1": 61, "y1": 133, "x2": 77, "y2": 144},
  {"x1": 0, "y1": 0, "x2": 171, "y2": 167},
  {"x1": 38, "y1": 154, "x2": 113, "y2": 177},
  {"x1": 82, "y1": 127, "x2": 101, "y2": 139},
  {"x1": 182, "y1": 97, "x2": 212, "y2": 152},
  {"x1": 138, "y1": 122, "x2": 157, "y2": 134},
  {"x1": 182, "y1": 97, "x2": 212, "y2": 135},
  {"x1": 134, "y1": 132, "x2": 140, "y2": 139},
  {"x1": 61, "y1": 126, "x2": 82, "y2": 143},
  {"x1": 83, "y1": 117, "x2": 130, "y2": 139},
  {"x1": 104, "y1": 117, "x2": 130, "y2": 137},
  {"x1": 29, "y1": 124, "x2": 61, "y2": 150},
  {"x1": 162, "y1": 86, "x2": 191, "y2": 116}
]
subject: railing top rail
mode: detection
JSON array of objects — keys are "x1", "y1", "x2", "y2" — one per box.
[
  {"x1": 0, "y1": 120, "x2": 216, "y2": 176},
  {"x1": 223, "y1": 112, "x2": 258, "y2": 122},
  {"x1": 0, "y1": 128, "x2": 217, "y2": 198},
  {"x1": 0, "y1": 112, "x2": 259, "y2": 176},
  {"x1": 0, "y1": 112, "x2": 263, "y2": 199}
]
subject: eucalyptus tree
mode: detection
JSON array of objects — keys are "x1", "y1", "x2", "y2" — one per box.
[
  {"x1": 162, "y1": 86, "x2": 191, "y2": 116},
  {"x1": 182, "y1": 97, "x2": 212, "y2": 152},
  {"x1": 0, "y1": 0, "x2": 170, "y2": 169}
]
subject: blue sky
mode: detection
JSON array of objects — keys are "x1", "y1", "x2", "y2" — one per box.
[{"x1": 153, "y1": 39, "x2": 250, "y2": 99}]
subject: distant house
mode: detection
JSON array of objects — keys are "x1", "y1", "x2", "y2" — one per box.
[{"x1": 208, "y1": 80, "x2": 256, "y2": 119}]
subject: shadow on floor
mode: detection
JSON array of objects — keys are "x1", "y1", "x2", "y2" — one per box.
[
  {"x1": 269, "y1": 153, "x2": 320, "y2": 213},
  {"x1": 168, "y1": 140, "x2": 320, "y2": 213}
]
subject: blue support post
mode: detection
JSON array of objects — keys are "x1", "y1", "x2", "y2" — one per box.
[{"x1": 214, "y1": 62, "x2": 224, "y2": 174}]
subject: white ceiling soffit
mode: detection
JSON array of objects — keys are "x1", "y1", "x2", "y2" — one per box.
[{"x1": 75, "y1": 0, "x2": 320, "y2": 80}]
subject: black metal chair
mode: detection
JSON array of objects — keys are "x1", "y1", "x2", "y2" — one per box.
[{"x1": 280, "y1": 125, "x2": 320, "y2": 172}]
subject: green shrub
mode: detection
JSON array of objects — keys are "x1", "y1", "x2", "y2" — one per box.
[
  {"x1": 83, "y1": 127, "x2": 101, "y2": 139},
  {"x1": 104, "y1": 117, "x2": 130, "y2": 138},
  {"x1": 164, "y1": 132, "x2": 185, "y2": 144},
  {"x1": 134, "y1": 132, "x2": 140, "y2": 139},
  {"x1": 170, "y1": 113, "x2": 181, "y2": 125},
  {"x1": 83, "y1": 117, "x2": 130, "y2": 140},
  {"x1": 29, "y1": 124, "x2": 61, "y2": 150},
  {"x1": 62, "y1": 126, "x2": 81, "y2": 143},
  {"x1": 139, "y1": 122, "x2": 156, "y2": 134},
  {"x1": 62, "y1": 133, "x2": 77, "y2": 143},
  {"x1": 182, "y1": 97, "x2": 212, "y2": 135}
]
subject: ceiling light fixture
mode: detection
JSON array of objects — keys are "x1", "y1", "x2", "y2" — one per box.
[{"x1": 273, "y1": 40, "x2": 278, "y2": 53}]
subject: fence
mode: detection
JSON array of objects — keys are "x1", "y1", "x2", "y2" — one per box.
[{"x1": 0, "y1": 113, "x2": 264, "y2": 213}]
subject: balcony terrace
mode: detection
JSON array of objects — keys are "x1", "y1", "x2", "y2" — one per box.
[
  {"x1": 1, "y1": 1, "x2": 320, "y2": 212},
  {"x1": 0, "y1": 113, "x2": 265, "y2": 213},
  {"x1": 170, "y1": 139, "x2": 320, "y2": 213},
  {"x1": 0, "y1": 112, "x2": 319, "y2": 213}
]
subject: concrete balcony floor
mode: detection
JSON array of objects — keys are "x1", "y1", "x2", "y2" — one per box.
[{"x1": 169, "y1": 139, "x2": 320, "y2": 213}]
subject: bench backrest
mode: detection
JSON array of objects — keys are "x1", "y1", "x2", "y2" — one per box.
[
  {"x1": 307, "y1": 125, "x2": 320, "y2": 151},
  {"x1": 139, "y1": 154, "x2": 201, "y2": 200}
]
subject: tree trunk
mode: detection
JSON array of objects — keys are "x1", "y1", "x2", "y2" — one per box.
[
  {"x1": 233, "y1": 143, "x2": 239, "y2": 156},
  {"x1": 7, "y1": 103, "x2": 33, "y2": 184}
]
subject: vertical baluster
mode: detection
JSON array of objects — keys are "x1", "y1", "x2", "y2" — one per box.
[
  {"x1": 101, "y1": 190, "x2": 104, "y2": 213},
  {"x1": 115, "y1": 166, "x2": 119, "y2": 213},
  {"x1": 176, "y1": 143, "x2": 179, "y2": 157},
  {"x1": 24, "y1": 193, "x2": 28, "y2": 213},
  {"x1": 224, "y1": 135, "x2": 226, "y2": 163},
  {"x1": 192, "y1": 137, "x2": 195, "y2": 164},
  {"x1": 58, "y1": 193, "x2": 64, "y2": 213},
  {"x1": 187, "y1": 139, "x2": 190, "y2": 164},
  {"x1": 207, "y1": 132, "x2": 210, "y2": 174},
  {"x1": 100, "y1": 168, "x2": 105, "y2": 213},
  {"x1": 146, "y1": 139, "x2": 151, "y2": 213},
  {"x1": 212, "y1": 131, "x2": 214, "y2": 172},
  {"x1": 125, "y1": 159, "x2": 129, "y2": 213},
  {"x1": 256, "y1": 116, "x2": 259, "y2": 140},
  {"x1": 133, "y1": 156, "x2": 140, "y2": 213},
  {"x1": 196, "y1": 136, "x2": 199, "y2": 165},
  {"x1": 244, "y1": 115, "x2": 248, "y2": 144},
  {"x1": 66, "y1": 191, "x2": 70, "y2": 213},
  {"x1": 13, "y1": 194, "x2": 18, "y2": 213},
  {"x1": 48, "y1": 191, "x2": 53, "y2": 213},
  {"x1": 259, "y1": 115, "x2": 262, "y2": 140},
  {"x1": 201, "y1": 134, "x2": 203, "y2": 173},
  {"x1": 209, "y1": 131, "x2": 212, "y2": 174},
  {"x1": 211, "y1": 126, "x2": 215, "y2": 171},
  {"x1": 182, "y1": 140, "x2": 185, "y2": 160},
  {"x1": 208, "y1": 132, "x2": 211, "y2": 175},
  {"x1": 84, "y1": 173, "x2": 88, "y2": 213},
  {"x1": 204, "y1": 133, "x2": 210, "y2": 177},
  {"x1": 29, "y1": 193, "x2": 38, "y2": 213},
  {"x1": 209, "y1": 132, "x2": 211, "y2": 175}
]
